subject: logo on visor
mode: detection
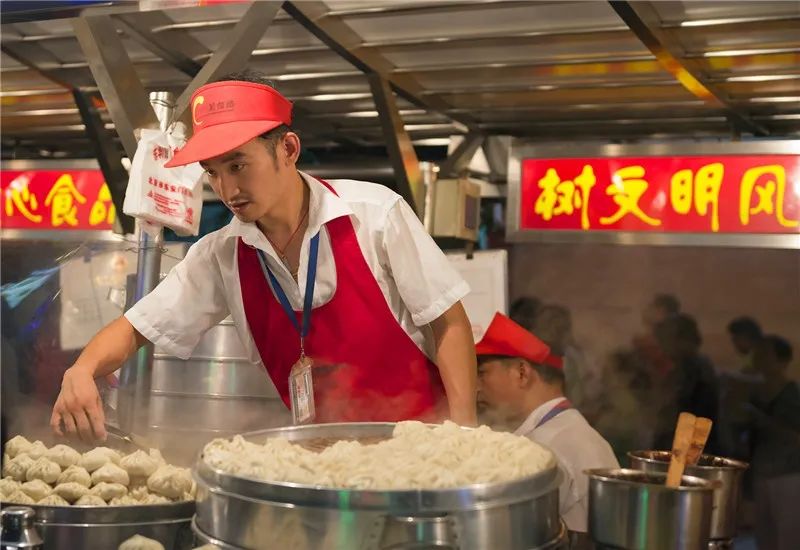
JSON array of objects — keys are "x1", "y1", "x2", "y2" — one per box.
[{"x1": 192, "y1": 95, "x2": 205, "y2": 126}]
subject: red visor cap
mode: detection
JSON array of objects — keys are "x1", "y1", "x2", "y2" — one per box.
[
  {"x1": 476, "y1": 312, "x2": 564, "y2": 369},
  {"x1": 165, "y1": 81, "x2": 293, "y2": 168}
]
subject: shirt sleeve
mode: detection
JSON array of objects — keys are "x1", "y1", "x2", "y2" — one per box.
[
  {"x1": 382, "y1": 197, "x2": 470, "y2": 327},
  {"x1": 124, "y1": 237, "x2": 229, "y2": 359}
]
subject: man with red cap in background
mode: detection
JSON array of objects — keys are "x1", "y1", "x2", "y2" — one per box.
[
  {"x1": 476, "y1": 312, "x2": 618, "y2": 542},
  {"x1": 51, "y1": 71, "x2": 477, "y2": 441}
]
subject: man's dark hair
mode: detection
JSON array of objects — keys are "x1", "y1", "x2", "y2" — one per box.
[
  {"x1": 477, "y1": 355, "x2": 565, "y2": 387},
  {"x1": 727, "y1": 317, "x2": 763, "y2": 340},
  {"x1": 213, "y1": 70, "x2": 292, "y2": 158},
  {"x1": 652, "y1": 293, "x2": 681, "y2": 316},
  {"x1": 764, "y1": 334, "x2": 793, "y2": 364}
]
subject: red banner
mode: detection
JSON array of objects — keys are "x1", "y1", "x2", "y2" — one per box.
[
  {"x1": 1, "y1": 170, "x2": 116, "y2": 231},
  {"x1": 520, "y1": 155, "x2": 800, "y2": 234}
]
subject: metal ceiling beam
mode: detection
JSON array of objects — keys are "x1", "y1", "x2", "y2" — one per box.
[
  {"x1": 73, "y1": 14, "x2": 160, "y2": 157},
  {"x1": 439, "y1": 133, "x2": 485, "y2": 178},
  {"x1": 420, "y1": 78, "x2": 679, "y2": 97},
  {"x1": 368, "y1": 74, "x2": 424, "y2": 216},
  {"x1": 108, "y1": 6, "x2": 361, "y2": 147},
  {"x1": 113, "y1": 11, "x2": 206, "y2": 76},
  {"x1": 0, "y1": 42, "x2": 75, "y2": 90},
  {"x1": 609, "y1": 1, "x2": 769, "y2": 136},
  {"x1": 325, "y1": 0, "x2": 540, "y2": 19},
  {"x1": 361, "y1": 25, "x2": 631, "y2": 49},
  {"x1": 394, "y1": 54, "x2": 657, "y2": 76},
  {"x1": 283, "y1": 0, "x2": 478, "y2": 132},
  {"x1": 482, "y1": 136, "x2": 511, "y2": 183},
  {"x1": 661, "y1": 14, "x2": 800, "y2": 29},
  {"x1": 172, "y1": 1, "x2": 282, "y2": 122},
  {"x1": 73, "y1": 89, "x2": 135, "y2": 234}
]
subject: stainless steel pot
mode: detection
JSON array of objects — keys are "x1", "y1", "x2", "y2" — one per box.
[
  {"x1": 116, "y1": 319, "x2": 291, "y2": 465},
  {"x1": 628, "y1": 451, "x2": 747, "y2": 543},
  {"x1": 19, "y1": 502, "x2": 194, "y2": 550},
  {"x1": 194, "y1": 423, "x2": 566, "y2": 550},
  {"x1": 1, "y1": 507, "x2": 43, "y2": 550},
  {"x1": 587, "y1": 468, "x2": 716, "y2": 550}
]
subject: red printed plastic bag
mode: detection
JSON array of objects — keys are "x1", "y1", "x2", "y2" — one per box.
[{"x1": 123, "y1": 125, "x2": 204, "y2": 235}]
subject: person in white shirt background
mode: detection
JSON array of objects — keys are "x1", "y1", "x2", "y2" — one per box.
[
  {"x1": 475, "y1": 312, "x2": 619, "y2": 543},
  {"x1": 50, "y1": 70, "x2": 477, "y2": 441}
]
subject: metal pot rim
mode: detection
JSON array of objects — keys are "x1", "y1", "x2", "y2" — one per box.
[
  {"x1": 19, "y1": 501, "x2": 195, "y2": 524},
  {"x1": 195, "y1": 422, "x2": 560, "y2": 513},
  {"x1": 586, "y1": 468, "x2": 717, "y2": 491},
  {"x1": 628, "y1": 450, "x2": 749, "y2": 471}
]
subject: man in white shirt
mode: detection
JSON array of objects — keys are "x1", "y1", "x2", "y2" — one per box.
[
  {"x1": 51, "y1": 71, "x2": 477, "y2": 441},
  {"x1": 475, "y1": 312, "x2": 618, "y2": 538}
]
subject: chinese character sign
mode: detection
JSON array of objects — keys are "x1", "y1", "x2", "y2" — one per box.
[
  {"x1": 1, "y1": 170, "x2": 116, "y2": 230},
  {"x1": 520, "y1": 155, "x2": 800, "y2": 234}
]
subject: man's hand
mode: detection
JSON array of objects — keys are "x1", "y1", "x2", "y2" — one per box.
[
  {"x1": 51, "y1": 366, "x2": 107, "y2": 442},
  {"x1": 49, "y1": 315, "x2": 147, "y2": 441}
]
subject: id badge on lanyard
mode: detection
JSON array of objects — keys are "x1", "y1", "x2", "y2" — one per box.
[{"x1": 257, "y1": 233, "x2": 320, "y2": 425}]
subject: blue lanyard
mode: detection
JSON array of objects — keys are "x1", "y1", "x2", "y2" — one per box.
[
  {"x1": 256, "y1": 233, "x2": 320, "y2": 353},
  {"x1": 535, "y1": 399, "x2": 572, "y2": 429}
]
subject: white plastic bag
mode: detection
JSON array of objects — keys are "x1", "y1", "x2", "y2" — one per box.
[{"x1": 123, "y1": 125, "x2": 204, "y2": 236}]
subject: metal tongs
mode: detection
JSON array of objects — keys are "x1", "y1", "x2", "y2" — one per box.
[{"x1": 104, "y1": 424, "x2": 153, "y2": 451}]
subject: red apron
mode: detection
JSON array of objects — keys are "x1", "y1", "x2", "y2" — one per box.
[{"x1": 237, "y1": 179, "x2": 447, "y2": 422}]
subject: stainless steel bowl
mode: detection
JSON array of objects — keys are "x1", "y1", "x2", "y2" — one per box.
[
  {"x1": 194, "y1": 422, "x2": 565, "y2": 550},
  {"x1": 628, "y1": 451, "x2": 748, "y2": 542},
  {"x1": 587, "y1": 468, "x2": 716, "y2": 550},
  {"x1": 10, "y1": 501, "x2": 196, "y2": 550}
]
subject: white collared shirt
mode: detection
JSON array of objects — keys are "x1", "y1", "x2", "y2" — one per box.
[
  {"x1": 515, "y1": 397, "x2": 619, "y2": 533},
  {"x1": 125, "y1": 172, "x2": 470, "y2": 364}
]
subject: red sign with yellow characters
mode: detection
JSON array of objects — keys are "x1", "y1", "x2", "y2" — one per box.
[
  {"x1": 1, "y1": 170, "x2": 116, "y2": 231},
  {"x1": 520, "y1": 155, "x2": 800, "y2": 234}
]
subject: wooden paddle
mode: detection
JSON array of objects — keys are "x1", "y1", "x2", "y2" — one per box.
[
  {"x1": 666, "y1": 412, "x2": 696, "y2": 488},
  {"x1": 686, "y1": 417, "x2": 713, "y2": 466}
]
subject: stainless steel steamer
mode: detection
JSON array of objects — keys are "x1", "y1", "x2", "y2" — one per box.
[
  {"x1": 4, "y1": 502, "x2": 195, "y2": 550},
  {"x1": 194, "y1": 423, "x2": 567, "y2": 550}
]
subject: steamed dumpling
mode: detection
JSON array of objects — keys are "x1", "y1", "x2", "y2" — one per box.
[
  {"x1": 118, "y1": 534, "x2": 165, "y2": 550},
  {"x1": 3, "y1": 454, "x2": 35, "y2": 481},
  {"x1": 128, "y1": 486, "x2": 171, "y2": 504},
  {"x1": 89, "y1": 482, "x2": 128, "y2": 501},
  {"x1": 57, "y1": 465, "x2": 91, "y2": 488},
  {"x1": 140, "y1": 493, "x2": 171, "y2": 505},
  {"x1": 91, "y1": 462, "x2": 129, "y2": 486},
  {"x1": 26, "y1": 441, "x2": 48, "y2": 460},
  {"x1": 4, "y1": 489, "x2": 35, "y2": 505},
  {"x1": 0, "y1": 477, "x2": 21, "y2": 495},
  {"x1": 53, "y1": 481, "x2": 90, "y2": 503},
  {"x1": 25, "y1": 457, "x2": 61, "y2": 484},
  {"x1": 129, "y1": 476, "x2": 149, "y2": 490},
  {"x1": 147, "y1": 465, "x2": 192, "y2": 499},
  {"x1": 149, "y1": 449, "x2": 166, "y2": 467},
  {"x1": 75, "y1": 494, "x2": 108, "y2": 506},
  {"x1": 109, "y1": 494, "x2": 140, "y2": 506},
  {"x1": 120, "y1": 450, "x2": 159, "y2": 478},
  {"x1": 78, "y1": 447, "x2": 122, "y2": 472},
  {"x1": 148, "y1": 465, "x2": 193, "y2": 497},
  {"x1": 129, "y1": 486, "x2": 149, "y2": 500},
  {"x1": 37, "y1": 493, "x2": 70, "y2": 506},
  {"x1": 20, "y1": 479, "x2": 52, "y2": 501},
  {"x1": 5, "y1": 435, "x2": 32, "y2": 459},
  {"x1": 45, "y1": 444, "x2": 81, "y2": 468}
]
